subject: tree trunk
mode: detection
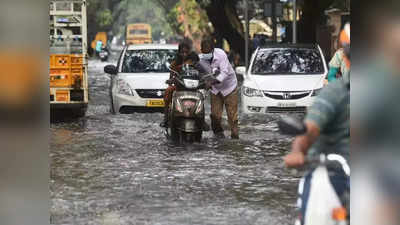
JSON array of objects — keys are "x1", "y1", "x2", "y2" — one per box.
[
  {"x1": 201, "y1": 0, "x2": 246, "y2": 59},
  {"x1": 298, "y1": 0, "x2": 335, "y2": 43}
]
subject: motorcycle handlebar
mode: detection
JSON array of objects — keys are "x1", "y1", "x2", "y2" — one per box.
[{"x1": 303, "y1": 154, "x2": 350, "y2": 176}]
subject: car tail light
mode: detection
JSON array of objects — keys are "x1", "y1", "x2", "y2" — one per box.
[{"x1": 182, "y1": 100, "x2": 196, "y2": 108}]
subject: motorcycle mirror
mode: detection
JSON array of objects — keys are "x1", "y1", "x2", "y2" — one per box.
[
  {"x1": 168, "y1": 67, "x2": 179, "y2": 76},
  {"x1": 277, "y1": 116, "x2": 307, "y2": 135}
]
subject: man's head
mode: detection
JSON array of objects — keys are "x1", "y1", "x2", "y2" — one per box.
[
  {"x1": 201, "y1": 38, "x2": 214, "y2": 54},
  {"x1": 185, "y1": 52, "x2": 200, "y2": 65},
  {"x1": 178, "y1": 41, "x2": 191, "y2": 60},
  {"x1": 200, "y1": 38, "x2": 215, "y2": 61}
]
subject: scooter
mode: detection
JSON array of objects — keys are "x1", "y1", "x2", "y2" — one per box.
[
  {"x1": 99, "y1": 48, "x2": 109, "y2": 62},
  {"x1": 278, "y1": 116, "x2": 350, "y2": 225},
  {"x1": 166, "y1": 64, "x2": 215, "y2": 143}
]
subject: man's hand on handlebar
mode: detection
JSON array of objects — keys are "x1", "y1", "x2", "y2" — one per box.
[
  {"x1": 212, "y1": 68, "x2": 220, "y2": 76},
  {"x1": 205, "y1": 80, "x2": 213, "y2": 90},
  {"x1": 166, "y1": 78, "x2": 174, "y2": 85}
]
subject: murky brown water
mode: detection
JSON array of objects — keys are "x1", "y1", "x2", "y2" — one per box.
[{"x1": 50, "y1": 52, "x2": 300, "y2": 225}]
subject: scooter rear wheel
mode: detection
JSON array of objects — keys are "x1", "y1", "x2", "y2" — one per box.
[{"x1": 194, "y1": 131, "x2": 202, "y2": 142}]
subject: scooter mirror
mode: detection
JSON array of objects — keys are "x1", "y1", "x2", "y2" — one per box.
[
  {"x1": 277, "y1": 116, "x2": 307, "y2": 135},
  {"x1": 168, "y1": 67, "x2": 179, "y2": 76}
]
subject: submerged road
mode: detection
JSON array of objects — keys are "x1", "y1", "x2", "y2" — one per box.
[{"x1": 50, "y1": 52, "x2": 300, "y2": 225}]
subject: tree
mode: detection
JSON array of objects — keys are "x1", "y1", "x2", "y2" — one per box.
[
  {"x1": 87, "y1": 0, "x2": 176, "y2": 44},
  {"x1": 196, "y1": 0, "x2": 246, "y2": 58},
  {"x1": 164, "y1": 0, "x2": 211, "y2": 50},
  {"x1": 297, "y1": 0, "x2": 337, "y2": 43}
]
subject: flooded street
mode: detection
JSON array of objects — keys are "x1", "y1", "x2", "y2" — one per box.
[{"x1": 50, "y1": 52, "x2": 300, "y2": 225}]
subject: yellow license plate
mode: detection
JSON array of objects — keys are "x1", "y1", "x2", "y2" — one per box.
[{"x1": 146, "y1": 100, "x2": 164, "y2": 107}]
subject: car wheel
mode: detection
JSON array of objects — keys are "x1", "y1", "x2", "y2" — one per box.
[{"x1": 170, "y1": 126, "x2": 179, "y2": 143}]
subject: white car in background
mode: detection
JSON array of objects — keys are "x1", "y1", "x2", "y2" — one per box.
[
  {"x1": 238, "y1": 44, "x2": 328, "y2": 113},
  {"x1": 104, "y1": 44, "x2": 178, "y2": 113}
]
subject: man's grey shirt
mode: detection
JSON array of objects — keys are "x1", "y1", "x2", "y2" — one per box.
[{"x1": 306, "y1": 79, "x2": 350, "y2": 159}]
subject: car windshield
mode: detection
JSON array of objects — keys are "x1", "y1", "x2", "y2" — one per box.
[
  {"x1": 122, "y1": 49, "x2": 177, "y2": 73},
  {"x1": 129, "y1": 29, "x2": 148, "y2": 35},
  {"x1": 251, "y1": 48, "x2": 325, "y2": 75}
]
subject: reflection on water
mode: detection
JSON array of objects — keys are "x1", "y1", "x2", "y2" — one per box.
[{"x1": 51, "y1": 55, "x2": 300, "y2": 225}]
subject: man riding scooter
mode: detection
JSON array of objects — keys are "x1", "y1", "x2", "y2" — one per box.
[
  {"x1": 160, "y1": 40, "x2": 210, "y2": 131},
  {"x1": 283, "y1": 25, "x2": 350, "y2": 224}
]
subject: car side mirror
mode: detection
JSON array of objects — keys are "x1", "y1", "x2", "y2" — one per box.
[
  {"x1": 104, "y1": 65, "x2": 117, "y2": 75},
  {"x1": 277, "y1": 116, "x2": 307, "y2": 135},
  {"x1": 235, "y1": 66, "x2": 246, "y2": 82},
  {"x1": 235, "y1": 66, "x2": 246, "y2": 75}
]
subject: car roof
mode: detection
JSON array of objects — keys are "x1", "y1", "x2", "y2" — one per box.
[
  {"x1": 258, "y1": 43, "x2": 318, "y2": 50},
  {"x1": 126, "y1": 44, "x2": 178, "y2": 51}
]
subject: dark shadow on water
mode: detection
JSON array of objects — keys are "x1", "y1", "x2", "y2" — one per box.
[
  {"x1": 50, "y1": 110, "x2": 83, "y2": 124},
  {"x1": 119, "y1": 106, "x2": 164, "y2": 114}
]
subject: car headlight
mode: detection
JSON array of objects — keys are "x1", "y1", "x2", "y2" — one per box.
[
  {"x1": 117, "y1": 79, "x2": 134, "y2": 96},
  {"x1": 243, "y1": 86, "x2": 263, "y2": 97},
  {"x1": 311, "y1": 88, "x2": 322, "y2": 96}
]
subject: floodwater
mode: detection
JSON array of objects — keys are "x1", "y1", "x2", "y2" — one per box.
[{"x1": 50, "y1": 51, "x2": 300, "y2": 225}]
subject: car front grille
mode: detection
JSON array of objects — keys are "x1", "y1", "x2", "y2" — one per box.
[
  {"x1": 267, "y1": 106, "x2": 307, "y2": 112},
  {"x1": 264, "y1": 91, "x2": 311, "y2": 100},
  {"x1": 136, "y1": 89, "x2": 165, "y2": 99}
]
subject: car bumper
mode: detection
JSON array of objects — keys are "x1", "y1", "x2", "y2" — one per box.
[
  {"x1": 114, "y1": 93, "x2": 164, "y2": 113},
  {"x1": 241, "y1": 94, "x2": 315, "y2": 114}
]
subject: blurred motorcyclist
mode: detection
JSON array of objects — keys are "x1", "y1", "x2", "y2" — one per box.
[
  {"x1": 326, "y1": 23, "x2": 350, "y2": 82},
  {"x1": 284, "y1": 23, "x2": 350, "y2": 168},
  {"x1": 283, "y1": 25, "x2": 350, "y2": 224}
]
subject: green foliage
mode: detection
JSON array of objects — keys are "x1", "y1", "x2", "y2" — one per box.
[
  {"x1": 96, "y1": 9, "x2": 113, "y2": 28},
  {"x1": 87, "y1": 0, "x2": 176, "y2": 41},
  {"x1": 167, "y1": 0, "x2": 211, "y2": 39}
]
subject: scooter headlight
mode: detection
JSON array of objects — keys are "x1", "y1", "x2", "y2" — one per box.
[{"x1": 117, "y1": 79, "x2": 134, "y2": 96}]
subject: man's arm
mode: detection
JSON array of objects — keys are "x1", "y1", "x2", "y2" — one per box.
[
  {"x1": 215, "y1": 50, "x2": 233, "y2": 83},
  {"x1": 327, "y1": 67, "x2": 339, "y2": 81},
  {"x1": 284, "y1": 121, "x2": 320, "y2": 167},
  {"x1": 284, "y1": 81, "x2": 342, "y2": 168},
  {"x1": 327, "y1": 50, "x2": 343, "y2": 82}
]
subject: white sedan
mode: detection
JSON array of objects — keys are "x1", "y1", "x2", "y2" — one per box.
[
  {"x1": 238, "y1": 44, "x2": 328, "y2": 113},
  {"x1": 104, "y1": 44, "x2": 178, "y2": 113}
]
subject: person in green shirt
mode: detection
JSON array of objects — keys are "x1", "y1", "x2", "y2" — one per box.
[{"x1": 327, "y1": 23, "x2": 350, "y2": 82}]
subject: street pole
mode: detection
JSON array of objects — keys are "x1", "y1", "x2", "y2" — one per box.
[
  {"x1": 292, "y1": 0, "x2": 297, "y2": 44},
  {"x1": 272, "y1": 0, "x2": 277, "y2": 42},
  {"x1": 245, "y1": 0, "x2": 249, "y2": 72}
]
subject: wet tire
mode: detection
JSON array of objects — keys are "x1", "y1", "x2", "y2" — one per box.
[
  {"x1": 170, "y1": 126, "x2": 179, "y2": 143},
  {"x1": 194, "y1": 131, "x2": 202, "y2": 142}
]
